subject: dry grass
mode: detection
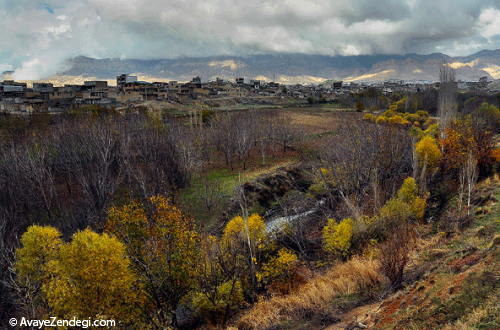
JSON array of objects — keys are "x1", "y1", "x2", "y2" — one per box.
[{"x1": 235, "y1": 257, "x2": 382, "y2": 330}]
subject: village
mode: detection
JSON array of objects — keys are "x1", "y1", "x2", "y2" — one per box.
[{"x1": 0, "y1": 73, "x2": 493, "y2": 113}]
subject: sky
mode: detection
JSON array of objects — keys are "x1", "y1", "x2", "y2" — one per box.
[{"x1": 2, "y1": 0, "x2": 500, "y2": 80}]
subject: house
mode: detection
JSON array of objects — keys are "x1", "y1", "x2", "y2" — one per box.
[{"x1": 116, "y1": 74, "x2": 138, "y2": 89}]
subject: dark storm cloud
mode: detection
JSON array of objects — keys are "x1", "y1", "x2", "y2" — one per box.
[{"x1": 2, "y1": 0, "x2": 500, "y2": 79}]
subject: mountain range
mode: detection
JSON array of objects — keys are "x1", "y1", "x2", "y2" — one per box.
[{"x1": 25, "y1": 49, "x2": 500, "y2": 85}]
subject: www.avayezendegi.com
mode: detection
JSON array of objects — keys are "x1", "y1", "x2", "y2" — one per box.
[{"x1": 9, "y1": 316, "x2": 116, "y2": 329}]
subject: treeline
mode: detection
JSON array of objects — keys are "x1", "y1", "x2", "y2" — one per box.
[{"x1": 3, "y1": 93, "x2": 500, "y2": 329}]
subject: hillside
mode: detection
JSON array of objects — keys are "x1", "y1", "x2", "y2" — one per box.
[
  {"x1": 28, "y1": 49, "x2": 500, "y2": 85},
  {"x1": 228, "y1": 175, "x2": 500, "y2": 330}
]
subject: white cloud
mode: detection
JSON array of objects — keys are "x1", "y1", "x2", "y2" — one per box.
[
  {"x1": 2, "y1": 0, "x2": 500, "y2": 79},
  {"x1": 0, "y1": 63, "x2": 13, "y2": 72},
  {"x1": 479, "y1": 7, "x2": 500, "y2": 39}
]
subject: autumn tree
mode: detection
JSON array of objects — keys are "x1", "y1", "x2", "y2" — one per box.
[
  {"x1": 42, "y1": 229, "x2": 139, "y2": 324},
  {"x1": 415, "y1": 135, "x2": 441, "y2": 190},
  {"x1": 318, "y1": 116, "x2": 413, "y2": 220},
  {"x1": 323, "y1": 217, "x2": 354, "y2": 258},
  {"x1": 13, "y1": 226, "x2": 138, "y2": 327},
  {"x1": 12, "y1": 226, "x2": 63, "y2": 320},
  {"x1": 107, "y1": 196, "x2": 200, "y2": 329},
  {"x1": 193, "y1": 235, "x2": 246, "y2": 326},
  {"x1": 440, "y1": 116, "x2": 494, "y2": 175}
]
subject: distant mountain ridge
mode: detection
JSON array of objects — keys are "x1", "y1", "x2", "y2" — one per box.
[{"x1": 49, "y1": 50, "x2": 500, "y2": 84}]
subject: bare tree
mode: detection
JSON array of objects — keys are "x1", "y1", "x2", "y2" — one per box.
[
  {"x1": 215, "y1": 114, "x2": 238, "y2": 170},
  {"x1": 438, "y1": 61, "x2": 457, "y2": 139},
  {"x1": 318, "y1": 116, "x2": 413, "y2": 220},
  {"x1": 459, "y1": 150, "x2": 478, "y2": 217},
  {"x1": 234, "y1": 112, "x2": 256, "y2": 170},
  {"x1": 128, "y1": 125, "x2": 188, "y2": 201},
  {"x1": 379, "y1": 222, "x2": 417, "y2": 290},
  {"x1": 197, "y1": 177, "x2": 223, "y2": 211}
]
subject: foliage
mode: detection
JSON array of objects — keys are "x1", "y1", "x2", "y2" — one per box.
[
  {"x1": 363, "y1": 113, "x2": 376, "y2": 123},
  {"x1": 256, "y1": 248, "x2": 298, "y2": 286},
  {"x1": 440, "y1": 116, "x2": 494, "y2": 172},
  {"x1": 194, "y1": 234, "x2": 247, "y2": 326},
  {"x1": 323, "y1": 218, "x2": 354, "y2": 257},
  {"x1": 14, "y1": 226, "x2": 138, "y2": 325},
  {"x1": 379, "y1": 177, "x2": 426, "y2": 224},
  {"x1": 388, "y1": 114, "x2": 410, "y2": 126},
  {"x1": 193, "y1": 280, "x2": 245, "y2": 325},
  {"x1": 14, "y1": 226, "x2": 63, "y2": 284},
  {"x1": 223, "y1": 213, "x2": 265, "y2": 250},
  {"x1": 416, "y1": 136, "x2": 442, "y2": 170},
  {"x1": 43, "y1": 229, "x2": 138, "y2": 322},
  {"x1": 355, "y1": 102, "x2": 365, "y2": 111},
  {"x1": 107, "y1": 196, "x2": 201, "y2": 329}
]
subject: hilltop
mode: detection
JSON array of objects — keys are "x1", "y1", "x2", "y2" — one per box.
[{"x1": 32, "y1": 49, "x2": 500, "y2": 85}]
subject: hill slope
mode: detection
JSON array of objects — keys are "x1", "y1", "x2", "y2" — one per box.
[
  {"x1": 229, "y1": 176, "x2": 500, "y2": 330},
  {"x1": 39, "y1": 50, "x2": 500, "y2": 85}
]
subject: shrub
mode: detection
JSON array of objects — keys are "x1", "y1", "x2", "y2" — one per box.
[
  {"x1": 363, "y1": 113, "x2": 376, "y2": 123},
  {"x1": 256, "y1": 248, "x2": 298, "y2": 290},
  {"x1": 379, "y1": 223, "x2": 416, "y2": 289},
  {"x1": 376, "y1": 116, "x2": 387, "y2": 124},
  {"x1": 355, "y1": 102, "x2": 365, "y2": 112},
  {"x1": 323, "y1": 218, "x2": 354, "y2": 257},
  {"x1": 193, "y1": 280, "x2": 245, "y2": 326}
]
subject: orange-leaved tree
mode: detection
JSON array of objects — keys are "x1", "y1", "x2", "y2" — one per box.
[
  {"x1": 107, "y1": 196, "x2": 200, "y2": 329},
  {"x1": 440, "y1": 116, "x2": 494, "y2": 172}
]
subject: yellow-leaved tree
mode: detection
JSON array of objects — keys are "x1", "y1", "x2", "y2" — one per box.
[
  {"x1": 107, "y1": 196, "x2": 200, "y2": 329},
  {"x1": 256, "y1": 248, "x2": 298, "y2": 292},
  {"x1": 14, "y1": 226, "x2": 138, "y2": 326},
  {"x1": 416, "y1": 136, "x2": 442, "y2": 171},
  {"x1": 43, "y1": 229, "x2": 139, "y2": 323},
  {"x1": 14, "y1": 225, "x2": 63, "y2": 319},
  {"x1": 322, "y1": 217, "x2": 354, "y2": 257},
  {"x1": 193, "y1": 235, "x2": 246, "y2": 327},
  {"x1": 379, "y1": 177, "x2": 426, "y2": 225}
]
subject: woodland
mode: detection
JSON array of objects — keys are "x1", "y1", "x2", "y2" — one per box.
[{"x1": 2, "y1": 67, "x2": 500, "y2": 329}]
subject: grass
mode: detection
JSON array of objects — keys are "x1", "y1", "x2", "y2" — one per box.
[
  {"x1": 235, "y1": 257, "x2": 382, "y2": 330},
  {"x1": 372, "y1": 175, "x2": 500, "y2": 330},
  {"x1": 178, "y1": 156, "x2": 299, "y2": 230}
]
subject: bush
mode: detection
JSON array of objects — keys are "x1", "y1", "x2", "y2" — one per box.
[
  {"x1": 323, "y1": 218, "x2": 354, "y2": 257},
  {"x1": 379, "y1": 223, "x2": 416, "y2": 289},
  {"x1": 193, "y1": 280, "x2": 245, "y2": 326},
  {"x1": 363, "y1": 113, "x2": 376, "y2": 123},
  {"x1": 355, "y1": 102, "x2": 365, "y2": 112},
  {"x1": 256, "y1": 248, "x2": 298, "y2": 292}
]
